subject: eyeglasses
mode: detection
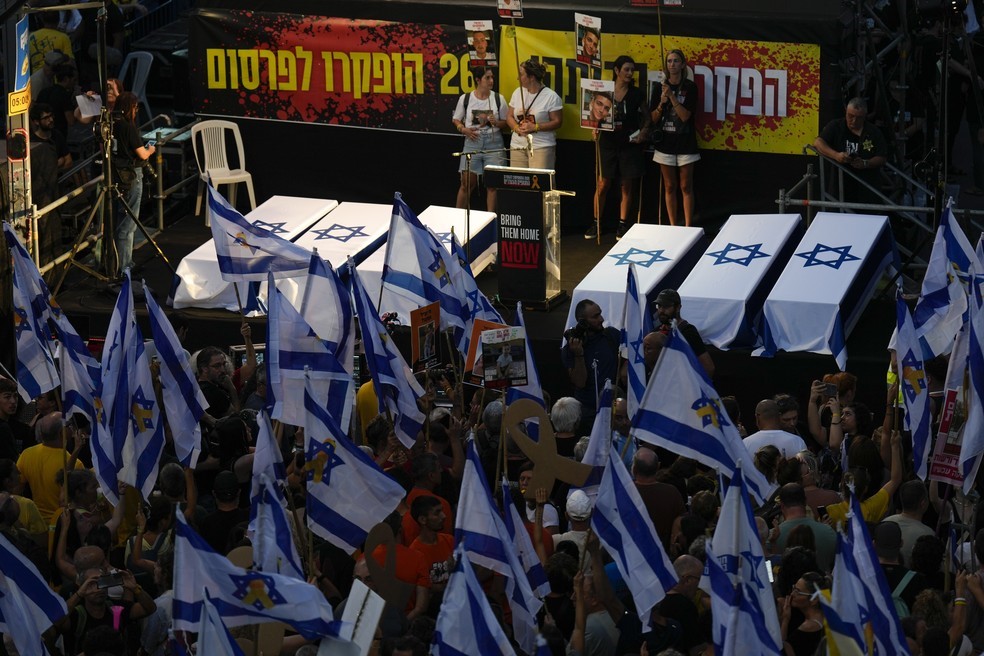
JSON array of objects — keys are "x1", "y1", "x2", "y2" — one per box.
[{"x1": 791, "y1": 588, "x2": 812, "y2": 597}]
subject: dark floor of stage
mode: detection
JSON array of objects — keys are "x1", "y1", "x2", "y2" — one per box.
[{"x1": 52, "y1": 195, "x2": 899, "y2": 424}]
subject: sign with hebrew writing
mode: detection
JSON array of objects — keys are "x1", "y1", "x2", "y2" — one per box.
[{"x1": 188, "y1": 11, "x2": 819, "y2": 154}]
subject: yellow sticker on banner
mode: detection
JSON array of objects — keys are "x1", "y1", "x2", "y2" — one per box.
[{"x1": 499, "y1": 26, "x2": 820, "y2": 155}]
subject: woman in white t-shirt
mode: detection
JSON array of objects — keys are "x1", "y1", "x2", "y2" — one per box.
[
  {"x1": 452, "y1": 66, "x2": 509, "y2": 211},
  {"x1": 505, "y1": 59, "x2": 564, "y2": 170}
]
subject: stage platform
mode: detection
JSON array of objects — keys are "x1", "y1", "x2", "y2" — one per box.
[{"x1": 51, "y1": 209, "x2": 900, "y2": 425}]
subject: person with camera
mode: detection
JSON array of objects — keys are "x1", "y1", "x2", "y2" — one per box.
[
  {"x1": 506, "y1": 59, "x2": 563, "y2": 170},
  {"x1": 650, "y1": 49, "x2": 699, "y2": 227},
  {"x1": 46, "y1": 546, "x2": 156, "y2": 656},
  {"x1": 812, "y1": 97, "x2": 887, "y2": 206},
  {"x1": 562, "y1": 300, "x2": 620, "y2": 433},
  {"x1": 653, "y1": 288, "x2": 714, "y2": 378},
  {"x1": 111, "y1": 91, "x2": 155, "y2": 277}
]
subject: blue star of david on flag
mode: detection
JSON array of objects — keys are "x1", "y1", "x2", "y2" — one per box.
[
  {"x1": 428, "y1": 249, "x2": 451, "y2": 287},
  {"x1": 608, "y1": 247, "x2": 671, "y2": 268},
  {"x1": 306, "y1": 438, "x2": 344, "y2": 486},
  {"x1": 130, "y1": 386, "x2": 156, "y2": 432},
  {"x1": 795, "y1": 243, "x2": 861, "y2": 269},
  {"x1": 691, "y1": 392, "x2": 729, "y2": 429},
  {"x1": 900, "y1": 349, "x2": 927, "y2": 403},
  {"x1": 706, "y1": 242, "x2": 771, "y2": 267},
  {"x1": 251, "y1": 220, "x2": 288, "y2": 235},
  {"x1": 435, "y1": 232, "x2": 454, "y2": 246},
  {"x1": 230, "y1": 572, "x2": 288, "y2": 610},
  {"x1": 310, "y1": 224, "x2": 369, "y2": 243},
  {"x1": 739, "y1": 549, "x2": 766, "y2": 588},
  {"x1": 630, "y1": 336, "x2": 645, "y2": 365},
  {"x1": 466, "y1": 289, "x2": 482, "y2": 320}
]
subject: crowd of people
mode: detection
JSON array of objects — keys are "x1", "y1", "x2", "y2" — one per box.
[{"x1": 0, "y1": 278, "x2": 978, "y2": 656}]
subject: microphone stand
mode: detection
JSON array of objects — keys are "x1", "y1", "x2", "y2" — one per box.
[{"x1": 450, "y1": 144, "x2": 514, "y2": 262}]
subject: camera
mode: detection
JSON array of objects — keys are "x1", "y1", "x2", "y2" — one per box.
[
  {"x1": 97, "y1": 570, "x2": 123, "y2": 589},
  {"x1": 563, "y1": 319, "x2": 589, "y2": 343}
]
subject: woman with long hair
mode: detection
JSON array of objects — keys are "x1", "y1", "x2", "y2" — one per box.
[
  {"x1": 111, "y1": 91, "x2": 155, "y2": 277},
  {"x1": 452, "y1": 66, "x2": 508, "y2": 211},
  {"x1": 650, "y1": 49, "x2": 699, "y2": 226},
  {"x1": 588, "y1": 55, "x2": 649, "y2": 241}
]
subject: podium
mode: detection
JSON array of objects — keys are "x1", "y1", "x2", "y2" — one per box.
[{"x1": 485, "y1": 165, "x2": 568, "y2": 310}]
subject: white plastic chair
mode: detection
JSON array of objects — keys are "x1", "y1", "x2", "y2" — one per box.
[
  {"x1": 191, "y1": 120, "x2": 257, "y2": 224},
  {"x1": 118, "y1": 51, "x2": 154, "y2": 123}
]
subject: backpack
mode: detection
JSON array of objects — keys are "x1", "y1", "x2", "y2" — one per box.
[{"x1": 891, "y1": 570, "x2": 916, "y2": 618}]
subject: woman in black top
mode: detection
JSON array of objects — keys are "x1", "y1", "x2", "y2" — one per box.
[
  {"x1": 651, "y1": 49, "x2": 700, "y2": 226},
  {"x1": 589, "y1": 55, "x2": 650, "y2": 241}
]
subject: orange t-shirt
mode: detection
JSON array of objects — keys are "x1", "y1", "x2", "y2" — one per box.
[
  {"x1": 371, "y1": 543, "x2": 431, "y2": 613},
  {"x1": 409, "y1": 533, "x2": 455, "y2": 587},
  {"x1": 401, "y1": 488, "x2": 453, "y2": 546}
]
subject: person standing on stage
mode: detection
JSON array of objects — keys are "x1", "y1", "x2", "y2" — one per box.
[
  {"x1": 588, "y1": 55, "x2": 650, "y2": 242},
  {"x1": 452, "y1": 66, "x2": 508, "y2": 211},
  {"x1": 651, "y1": 49, "x2": 699, "y2": 227},
  {"x1": 506, "y1": 59, "x2": 564, "y2": 170},
  {"x1": 112, "y1": 91, "x2": 155, "y2": 277}
]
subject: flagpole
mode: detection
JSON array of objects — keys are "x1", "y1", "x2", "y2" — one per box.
[
  {"x1": 232, "y1": 281, "x2": 245, "y2": 316},
  {"x1": 53, "y1": 395, "x2": 69, "y2": 507},
  {"x1": 495, "y1": 398, "x2": 505, "y2": 489}
]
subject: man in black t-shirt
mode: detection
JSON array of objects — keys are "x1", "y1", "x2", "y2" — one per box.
[
  {"x1": 654, "y1": 288, "x2": 714, "y2": 378},
  {"x1": 561, "y1": 299, "x2": 620, "y2": 434},
  {"x1": 813, "y1": 97, "x2": 888, "y2": 206}
]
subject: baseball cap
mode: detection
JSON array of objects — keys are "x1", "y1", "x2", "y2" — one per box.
[
  {"x1": 655, "y1": 288, "x2": 681, "y2": 307},
  {"x1": 873, "y1": 521, "x2": 902, "y2": 560},
  {"x1": 566, "y1": 489, "x2": 593, "y2": 521},
  {"x1": 214, "y1": 471, "x2": 240, "y2": 500}
]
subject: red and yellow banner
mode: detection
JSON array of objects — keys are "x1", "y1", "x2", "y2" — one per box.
[
  {"x1": 501, "y1": 26, "x2": 820, "y2": 154},
  {"x1": 190, "y1": 12, "x2": 819, "y2": 155}
]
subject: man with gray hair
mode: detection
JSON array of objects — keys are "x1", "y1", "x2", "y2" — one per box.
[
  {"x1": 813, "y1": 97, "x2": 887, "y2": 205},
  {"x1": 551, "y1": 396, "x2": 581, "y2": 458},
  {"x1": 659, "y1": 555, "x2": 705, "y2": 654},
  {"x1": 17, "y1": 412, "x2": 83, "y2": 527},
  {"x1": 631, "y1": 447, "x2": 685, "y2": 550}
]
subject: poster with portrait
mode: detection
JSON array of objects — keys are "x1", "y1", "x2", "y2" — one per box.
[
  {"x1": 580, "y1": 78, "x2": 615, "y2": 131},
  {"x1": 481, "y1": 326, "x2": 528, "y2": 390},
  {"x1": 497, "y1": 0, "x2": 523, "y2": 19},
  {"x1": 465, "y1": 20, "x2": 496, "y2": 67},
  {"x1": 574, "y1": 13, "x2": 601, "y2": 69},
  {"x1": 410, "y1": 302, "x2": 440, "y2": 372}
]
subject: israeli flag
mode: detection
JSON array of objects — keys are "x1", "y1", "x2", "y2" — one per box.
[
  {"x1": 573, "y1": 381, "x2": 613, "y2": 500},
  {"x1": 381, "y1": 192, "x2": 467, "y2": 334},
  {"x1": 252, "y1": 473, "x2": 304, "y2": 580},
  {"x1": 591, "y1": 440, "x2": 678, "y2": 629},
  {"x1": 303, "y1": 377, "x2": 405, "y2": 555},
  {"x1": 5, "y1": 223, "x2": 59, "y2": 403},
  {"x1": 825, "y1": 533, "x2": 868, "y2": 656},
  {"x1": 447, "y1": 229, "x2": 503, "y2": 356},
  {"x1": 703, "y1": 463, "x2": 782, "y2": 654},
  {"x1": 505, "y1": 301, "x2": 545, "y2": 440},
  {"x1": 197, "y1": 593, "x2": 246, "y2": 656},
  {"x1": 846, "y1": 493, "x2": 910, "y2": 655},
  {"x1": 266, "y1": 271, "x2": 352, "y2": 430},
  {"x1": 119, "y1": 330, "x2": 166, "y2": 501},
  {"x1": 501, "y1": 479, "x2": 550, "y2": 599},
  {"x1": 250, "y1": 409, "x2": 286, "y2": 504},
  {"x1": 208, "y1": 184, "x2": 311, "y2": 281},
  {"x1": 350, "y1": 264, "x2": 426, "y2": 448},
  {"x1": 895, "y1": 289, "x2": 933, "y2": 479},
  {"x1": 0, "y1": 531, "x2": 68, "y2": 656},
  {"x1": 912, "y1": 199, "x2": 979, "y2": 359},
  {"x1": 145, "y1": 283, "x2": 207, "y2": 468},
  {"x1": 455, "y1": 440, "x2": 541, "y2": 654},
  {"x1": 299, "y1": 253, "x2": 355, "y2": 377},
  {"x1": 173, "y1": 512, "x2": 341, "y2": 639},
  {"x1": 634, "y1": 323, "x2": 776, "y2": 504},
  {"x1": 621, "y1": 264, "x2": 649, "y2": 422},
  {"x1": 960, "y1": 277, "x2": 984, "y2": 492},
  {"x1": 432, "y1": 544, "x2": 516, "y2": 656}
]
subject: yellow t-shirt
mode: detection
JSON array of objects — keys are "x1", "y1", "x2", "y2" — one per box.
[
  {"x1": 14, "y1": 495, "x2": 47, "y2": 537},
  {"x1": 826, "y1": 486, "x2": 890, "y2": 530}
]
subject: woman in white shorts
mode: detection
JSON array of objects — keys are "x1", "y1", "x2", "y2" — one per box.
[
  {"x1": 650, "y1": 49, "x2": 700, "y2": 226},
  {"x1": 453, "y1": 66, "x2": 509, "y2": 211}
]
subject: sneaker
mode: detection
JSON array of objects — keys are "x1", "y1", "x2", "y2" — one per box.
[
  {"x1": 583, "y1": 220, "x2": 599, "y2": 240},
  {"x1": 616, "y1": 220, "x2": 628, "y2": 240}
]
